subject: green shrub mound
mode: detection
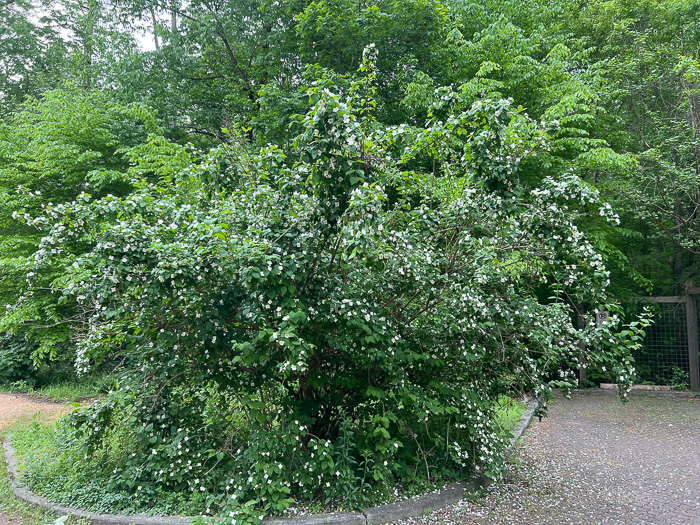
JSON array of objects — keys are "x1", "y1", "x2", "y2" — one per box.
[
  {"x1": 13, "y1": 55, "x2": 648, "y2": 524},
  {"x1": 13, "y1": 395, "x2": 528, "y2": 518}
]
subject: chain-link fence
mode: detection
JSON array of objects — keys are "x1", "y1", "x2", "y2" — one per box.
[
  {"x1": 577, "y1": 294, "x2": 699, "y2": 390},
  {"x1": 628, "y1": 300, "x2": 691, "y2": 387}
]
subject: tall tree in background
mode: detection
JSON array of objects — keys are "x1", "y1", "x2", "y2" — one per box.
[
  {"x1": 0, "y1": 0, "x2": 68, "y2": 110},
  {"x1": 565, "y1": 0, "x2": 700, "y2": 295},
  {"x1": 0, "y1": 88, "x2": 161, "y2": 379},
  {"x1": 99, "y1": 0, "x2": 465, "y2": 143}
]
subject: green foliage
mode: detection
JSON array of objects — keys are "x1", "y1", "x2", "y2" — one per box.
[
  {"x1": 493, "y1": 397, "x2": 527, "y2": 440},
  {"x1": 0, "y1": 1, "x2": 68, "y2": 109},
  {"x1": 0, "y1": 88, "x2": 162, "y2": 377},
  {"x1": 14, "y1": 421, "x2": 200, "y2": 516},
  {"x1": 1, "y1": 0, "x2": 694, "y2": 520},
  {"x1": 671, "y1": 366, "x2": 690, "y2": 391},
  {"x1": 0, "y1": 374, "x2": 116, "y2": 402},
  {"x1": 562, "y1": 0, "x2": 700, "y2": 295},
  {"x1": 11, "y1": 55, "x2": 648, "y2": 522},
  {"x1": 581, "y1": 306, "x2": 653, "y2": 385},
  {"x1": 0, "y1": 334, "x2": 35, "y2": 383}
]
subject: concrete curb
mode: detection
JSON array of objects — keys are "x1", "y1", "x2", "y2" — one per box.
[
  {"x1": 505, "y1": 399, "x2": 539, "y2": 454},
  {"x1": 2, "y1": 400, "x2": 540, "y2": 525},
  {"x1": 599, "y1": 383, "x2": 672, "y2": 391}
]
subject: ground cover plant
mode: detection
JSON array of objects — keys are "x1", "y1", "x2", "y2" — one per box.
[
  {"x1": 7, "y1": 51, "x2": 650, "y2": 524},
  {"x1": 0, "y1": 416, "x2": 90, "y2": 525},
  {"x1": 0, "y1": 432, "x2": 90, "y2": 525},
  {"x1": 0, "y1": 373, "x2": 115, "y2": 403},
  {"x1": 493, "y1": 397, "x2": 527, "y2": 440}
]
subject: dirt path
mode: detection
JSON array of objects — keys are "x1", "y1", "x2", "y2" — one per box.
[{"x1": 0, "y1": 393, "x2": 73, "y2": 433}]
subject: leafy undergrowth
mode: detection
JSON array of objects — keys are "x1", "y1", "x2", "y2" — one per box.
[
  {"x1": 11, "y1": 418, "x2": 449, "y2": 518},
  {"x1": 12, "y1": 420, "x2": 205, "y2": 517},
  {"x1": 494, "y1": 397, "x2": 528, "y2": 441},
  {"x1": 9, "y1": 396, "x2": 527, "y2": 522},
  {"x1": 0, "y1": 374, "x2": 116, "y2": 403},
  {"x1": 0, "y1": 428, "x2": 90, "y2": 525}
]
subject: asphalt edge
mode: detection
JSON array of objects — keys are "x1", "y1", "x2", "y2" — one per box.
[{"x1": 2, "y1": 400, "x2": 540, "y2": 525}]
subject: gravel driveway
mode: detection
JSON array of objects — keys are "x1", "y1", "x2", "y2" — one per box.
[{"x1": 401, "y1": 391, "x2": 700, "y2": 525}]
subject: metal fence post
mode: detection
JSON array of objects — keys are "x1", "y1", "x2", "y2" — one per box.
[
  {"x1": 685, "y1": 286, "x2": 700, "y2": 391},
  {"x1": 577, "y1": 312, "x2": 586, "y2": 387}
]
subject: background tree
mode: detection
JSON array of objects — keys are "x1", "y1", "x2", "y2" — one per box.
[
  {"x1": 0, "y1": 88, "x2": 161, "y2": 381},
  {"x1": 0, "y1": 0, "x2": 68, "y2": 110},
  {"x1": 564, "y1": 0, "x2": 700, "y2": 295}
]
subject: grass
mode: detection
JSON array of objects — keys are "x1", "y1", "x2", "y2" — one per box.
[
  {"x1": 494, "y1": 396, "x2": 527, "y2": 440},
  {"x1": 0, "y1": 374, "x2": 116, "y2": 403},
  {"x1": 0, "y1": 421, "x2": 90, "y2": 525},
  {"x1": 11, "y1": 421, "x2": 207, "y2": 517},
  {"x1": 0, "y1": 373, "x2": 114, "y2": 523}
]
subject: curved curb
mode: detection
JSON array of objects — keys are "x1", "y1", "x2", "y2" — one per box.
[
  {"x1": 3, "y1": 437, "x2": 489, "y2": 525},
  {"x1": 2, "y1": 400, "x2": 540, "y2": 525},
  {"x1": 505, "y1": 399, "x2": 539, "y2": 454}
]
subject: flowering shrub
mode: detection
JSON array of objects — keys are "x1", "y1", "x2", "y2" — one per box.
[{"x1": 14, "y1": 52, "x2": 648, "y2": 523}]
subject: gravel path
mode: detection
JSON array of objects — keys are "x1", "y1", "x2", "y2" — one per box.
[{"x1": 400, "y1": 391, "x2": 700, "y2": 525}]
